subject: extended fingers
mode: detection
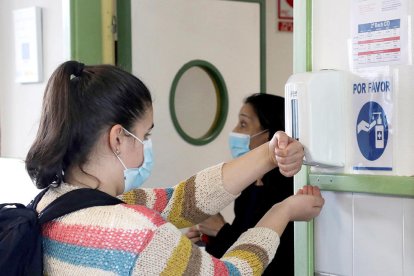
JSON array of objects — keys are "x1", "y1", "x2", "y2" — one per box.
[
  {"x1": 302, "y1": 185, "x2": 310, "y2": 194},
  {"x1": 311, "y1": 185, "x2": 322, "y2": 197},
  {"x1": 186, "y1": 226, "x2": 202, "y2": 243},
  {"x1": 300, "y1": 185, "x2": 322, "y2": 196},
  {"x1": 303, "y1": 186, "x2": 325, "y2": 209}
]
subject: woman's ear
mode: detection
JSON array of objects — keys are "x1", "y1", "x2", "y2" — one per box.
[{"x1": 109, "y1": 124, "x2": 124, "y2": 153}]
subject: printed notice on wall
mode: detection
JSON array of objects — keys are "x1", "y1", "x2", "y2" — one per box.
[
  {"x1": 351, "y1": 69, "x2": 393, "y2": 173},
  {"x1": 277, "y1": 0, "x2": 293, "y2": 32},
  {"x1": 350, "y1": 0, "x2": 410, "y2": 69}
]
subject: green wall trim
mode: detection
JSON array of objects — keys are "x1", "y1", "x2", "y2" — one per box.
[
  {"x1": 116, "y1": 0, "x2": 132, "y2": 72},
  {"x1": 305, "y1": 0, "x2": 312, "y2": 71},
  {"x1": 310, "y1": 174, "x2": 414, "y2": 197},
  {"x1": 259, "y1": 0, "x2": 266, "y2": 92},
  {"x1": 293, "y1": 0, "x2": 314, "y2": 275},
  {"x1": 70, "y1": 0, "x2": 103, "y2": 64},
  {"x1": 293, "y1": 166, "x2": 314, "y2": 276},
  {"x1": 169, "y1": 60, "x2": 229, "y2": 146}
]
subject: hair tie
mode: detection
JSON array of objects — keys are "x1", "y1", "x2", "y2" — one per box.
[{"x1": 73, "y1": 62, "x2": 85, "y2": 77}]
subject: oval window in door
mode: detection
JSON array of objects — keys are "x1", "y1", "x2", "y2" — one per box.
[{"x1": 170, "y1": 60, "x2": 228, "y2": 145}]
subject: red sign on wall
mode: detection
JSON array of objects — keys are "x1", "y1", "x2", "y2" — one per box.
[
  {"x1": 278, "y1": 21, "x2": 293, "y2": 32},
  {"x1": 278, "y1": 0, "x2": 293, "y2": 32}
]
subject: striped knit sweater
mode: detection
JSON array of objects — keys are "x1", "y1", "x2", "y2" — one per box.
[{"x1": 36, "y1": 163, "x2": 280, "y2": 275}]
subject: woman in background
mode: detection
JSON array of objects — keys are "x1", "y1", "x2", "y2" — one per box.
[{"x1": 187, "y1": 93, "x2": 295, "y2": 275}]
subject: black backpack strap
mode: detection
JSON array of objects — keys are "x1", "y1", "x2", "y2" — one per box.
[
  {"x1": 37, "y1": 188, "x2": 124, "y2": 224},
  {"x1": 27, "y1": 188, "x2": 49, "y2": 210}
]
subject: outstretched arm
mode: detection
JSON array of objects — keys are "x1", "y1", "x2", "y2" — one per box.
[
  {"x1": 121, "y1": 131, "x2": 304, "y2": 228},
  {"x1": 132, "y1": 185, "x2": 324, "y2": 276}
]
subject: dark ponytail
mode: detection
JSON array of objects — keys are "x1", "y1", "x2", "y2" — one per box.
[{"x1": 26, "y1": 61, "x2": 152, "y2": 189}]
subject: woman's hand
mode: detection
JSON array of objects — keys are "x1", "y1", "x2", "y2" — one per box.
[
  {"x1": 185, "y1": 213, "x2": 226, "y2": 244},
  {"x1": 256, "y1": 185, "x2": 324, "y2": 236},
  {"x1": 284, "y1": 185, "x2": 325, "y2": 221},
  {"x1": 198, "y1": 213, "x2": 226, "y2": 237},
  {"x1": 185, "y1": 226, "x2": 202, "y2": 244},
  {"x1": 222, "y1": 131, "x2": 303, "y2": 195},
  {"x1": 269, "y1": 131, "x2": 304, "y2": 177}
]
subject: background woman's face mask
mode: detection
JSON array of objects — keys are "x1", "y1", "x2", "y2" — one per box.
[
  {"x1": 115, "y1": 128, "x2": 153, "y2": 193},
  {"x1": 228, "y1": 129, "x2": 268, "y2": 158}
]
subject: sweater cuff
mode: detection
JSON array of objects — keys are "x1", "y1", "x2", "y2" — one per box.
[
  {"x1": 227, "y1": 227, "x2": 280, "y2": 263},
  {"x1": 194, "y1": 163, "x2": 238, "y2": 215}
]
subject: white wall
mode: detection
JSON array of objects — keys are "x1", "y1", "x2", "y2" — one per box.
[
  {"x1": 0, "y1": 0, "x2": 70, "y2": 202},
  {"x1": 0, "y1": 0, "x2": 70, "y2": 159},
  {"x1": 315, "y1": 191, "x2": 414, "y2": 276},
  {"x1": 312, "y1": 0, "x2": 414, "y2": 275},
  {"x1": 266, "y1": 0, "x2": 293, "y2": 96},
  {"x1": 0, "y1": 157, "x2": 38, "y2": 204}
]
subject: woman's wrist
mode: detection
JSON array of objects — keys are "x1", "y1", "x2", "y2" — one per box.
[
  {"x1": 222, "y1": 143, "x2": 276, "y2": 195},
  {"x1": 256, "y1": 202, "x2": 290, "y2": 236},
  {"x1": 266, "y1": 141, "x2": 278, "y2": 167}
]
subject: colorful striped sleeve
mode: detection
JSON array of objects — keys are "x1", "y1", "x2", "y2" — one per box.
[
  {"x1": 40, "y1": 188, "x2": 278, "y2": 275},
  {"x1": 132, "y1": 221, "x2": 280, "y2": 276},
  {"x1": 120, "y1": 163, "x2": 238, "y2": 228}
]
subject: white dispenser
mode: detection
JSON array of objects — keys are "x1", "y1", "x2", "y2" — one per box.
[{"x1": 285, "y1": 70, "x2": 358, "y2": 169}]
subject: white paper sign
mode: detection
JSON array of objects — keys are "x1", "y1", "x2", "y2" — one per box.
[
  {"x1": 13, "y1": 7, "x2": 43, "y2": 83},
  {"x1": 350, "y1": 0, "x2": 409, "y2": 69}
]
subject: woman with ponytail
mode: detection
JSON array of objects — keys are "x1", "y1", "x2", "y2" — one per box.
[{"x1": 26, "y1": 61, "x2": 324, "y2": 275}]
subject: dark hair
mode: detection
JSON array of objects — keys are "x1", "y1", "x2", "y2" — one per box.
[
  {"x1": 26, "y1": 61, "x2": 152, "y2": 189},
  {"x1": 244, "y1": 93, "x2": 285, "y2": 141}
]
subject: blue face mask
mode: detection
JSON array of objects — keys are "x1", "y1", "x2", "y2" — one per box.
[
  {"x1": 228, "y1": 129, "x2": 268, "y2": 158},
  {"x1": 115, "y1": 128, "x2": 153, "y2": 193}
]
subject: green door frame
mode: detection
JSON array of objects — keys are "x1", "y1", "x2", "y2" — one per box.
[
  {"x1": 70, "y1": 0, "x2": 103, "y2": 64},
  {"x1": 70, "y1": 0, "x2": 130, "y2": 68},
  {"x1": 116, "y1": 0, "x2": 131, "y2": 72}
]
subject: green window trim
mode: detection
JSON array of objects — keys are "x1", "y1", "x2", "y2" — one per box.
[{"x1": 169, "y1": 60, "x2": 228, "y2": 146}]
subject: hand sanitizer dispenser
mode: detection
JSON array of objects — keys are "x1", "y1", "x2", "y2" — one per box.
[
  {"x1": 285, "y1": 70, "x2": 357, "y2": 168},
  {"x1": 372, "y1": 112, "x2": 384, "y2": 149}
]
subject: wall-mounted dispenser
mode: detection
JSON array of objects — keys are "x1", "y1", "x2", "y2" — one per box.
[{"x1": 285, "y1": 70, "x2": 359, "y2": 169}]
